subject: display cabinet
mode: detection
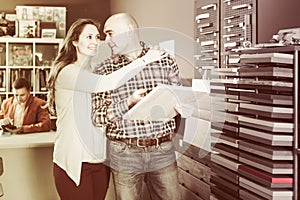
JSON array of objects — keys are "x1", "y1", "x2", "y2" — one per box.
[{"x1": 0, "y1": 37, "x2": 63, "y2": 102}]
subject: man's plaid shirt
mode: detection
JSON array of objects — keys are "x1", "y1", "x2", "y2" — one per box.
[{"x1": 91, "y1": 43, "x2": 182, "y2": 139}]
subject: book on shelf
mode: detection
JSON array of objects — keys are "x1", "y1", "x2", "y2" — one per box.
[
  {"x1": 9, "y1": 69, "x2": 33, "y2": 91},
  {"x1": 0, "y1": 70, "x2": 6, "y2": 91},
  {"x1": 39, "y1": 69, "x2": 47, "y2": 91},
  {"x1": 35, "y1": 69, "x2": 39, "y2": 91},
  {"x1": 35, "y1": 68, "x2": 50, "y2": 92}
]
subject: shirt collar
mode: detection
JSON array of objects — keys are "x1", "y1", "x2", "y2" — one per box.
[{"x1": 113, "y1": 41, "x2": 149, "y2": 64}]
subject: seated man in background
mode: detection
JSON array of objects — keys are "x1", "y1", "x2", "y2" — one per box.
[{"x1": 0, "y1": 77, "x2": 51, "y2": 134}]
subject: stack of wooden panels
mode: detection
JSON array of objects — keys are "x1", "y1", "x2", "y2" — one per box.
[
  {"x1": 210, "y1": 66, "x2": 242, "y2": 200},
  {"x1": 237, "y1": 52, "x2": 294, "y2": 200},
  {"x1": 175, "y1": 136, "x2": 212, "y2": 200},
  {"x1": 210, "y1": 52, "x2": 294, "y2": 199}
]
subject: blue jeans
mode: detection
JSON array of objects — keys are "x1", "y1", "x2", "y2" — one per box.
[{"x1": 109, "y1": 140, "x2": 182, "y2": 200}]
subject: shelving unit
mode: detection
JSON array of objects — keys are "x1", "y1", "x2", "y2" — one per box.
[
  {"x1": 194, "y1": 1, "x2": 300, "y2": 197},
  {"x1": 194, "y1": 0, "x2": 220, "y2": 79},
  {"x1": 220, "y1": 0, "x2": 256, "y2": 66},
  {"x1": 0, "y1": 37, "x2": 63, "y2": 102},
  {"x1": 210, "y1": 46, "x2": 299, "y2": 199},
  {"x1": 194, "y1": 0, "x2": 257, "y2": 78}
]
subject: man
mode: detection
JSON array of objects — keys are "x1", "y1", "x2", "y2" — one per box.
[
  {"x1": 0, "y1": 77, "x2": 51, "y2": 133},
  {"x1": 92, "y1": 13, "x2": 182, "y2": 200}
]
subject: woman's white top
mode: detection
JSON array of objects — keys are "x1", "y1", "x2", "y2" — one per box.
[
  {"x1": 53, "y1": 59, "x2": 147, "y2": 185},
  {"x1": 53, "y1": 64, "x2": 106, "y2": 186}
]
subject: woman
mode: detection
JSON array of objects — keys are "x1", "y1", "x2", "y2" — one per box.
[{"x1": 47, "y1": 18, "x2": 164, "y2": 200}]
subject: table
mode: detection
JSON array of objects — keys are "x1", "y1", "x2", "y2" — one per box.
[{"x1": 0, "y1": 131, "x2": 59, "y2": 200}]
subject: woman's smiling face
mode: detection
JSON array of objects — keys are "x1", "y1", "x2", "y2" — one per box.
[{"x1": 73, "y1": 24, "x2": 101, "y2": 57}]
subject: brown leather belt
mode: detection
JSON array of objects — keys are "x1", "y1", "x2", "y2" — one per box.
[{"x1": 110, "y1": 134, "x2": 172, "y2": 148}]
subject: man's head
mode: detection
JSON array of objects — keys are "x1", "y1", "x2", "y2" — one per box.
[
  {"x1": 103, "y1": 13, "x2": 141, "y2": 56},
  {"x1": 12, "y1": 78, "x2": 31, "y2": 104}
]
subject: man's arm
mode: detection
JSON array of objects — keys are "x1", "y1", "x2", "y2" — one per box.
[
  {"x1": 108, "y1": 54, "x2": 182, "y2": 121},
  {"x1": 22, "y1": 101, "x2": 51, "y2": 133}
]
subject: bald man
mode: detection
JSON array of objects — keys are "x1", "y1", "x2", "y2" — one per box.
[{"x1": 92, "y1": 13, "x2": 182, "y2": 200}]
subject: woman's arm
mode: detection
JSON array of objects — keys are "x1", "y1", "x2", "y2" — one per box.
[
  {"x1": 97, "y1": 49, "x2": 166, "y2": 92},
  {"x1": 56, "y1": 49, "x2": 166, "y2": 93}
]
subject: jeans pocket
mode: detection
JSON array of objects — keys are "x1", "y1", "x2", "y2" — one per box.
[
  {"x1": 110, "y1": 141, "x2": 127, "y2": 154},
  {"x1": 158, "y1": 141, "x2": 174, "y2": 154}
]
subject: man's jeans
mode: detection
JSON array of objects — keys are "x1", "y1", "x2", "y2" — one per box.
[{"x1": 109, "y1": 140, "x2": 182, "y2": 200}]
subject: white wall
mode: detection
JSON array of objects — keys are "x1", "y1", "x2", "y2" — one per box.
[
  {"x1": 110, "y1": 0, "x2": 195, "y2": 79},
  {"x1": 110, "y1": 0, "x2": 194, "y2": 37}
]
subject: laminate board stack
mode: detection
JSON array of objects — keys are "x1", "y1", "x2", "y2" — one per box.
[
  {"x1": 210, "y1": 64, "x2": 242, "y2": 200},
  {"x1": 210, "y1": 48, "x2": 297, "y2": 199},
  {"x1": 236, "y1": 52, "x2": 294, "y2": 199}
]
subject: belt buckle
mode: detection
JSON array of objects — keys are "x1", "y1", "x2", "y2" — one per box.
[
  {"x1": 136, "y1": 138, "x2": 147, "y2": 148},
  {"x1": 155, "y1": 138, "x2": 159, "y2": 148}
]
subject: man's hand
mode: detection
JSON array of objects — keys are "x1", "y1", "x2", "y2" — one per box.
[
  {"x1": 140, "y1": 46, "x2": 167, "y2": 65},
  {"x1": 5, "y1": 127, "x2": 23, "y2": 134},
  {"x1": 128, "y1": 88, "x2": 147, "y2": 108},
  {"x1": 174, "y1": 104, "x2": 194, "y2": 118},
  {"x1": 0, "y1": 118, "x2": 12, "y2": 127}
]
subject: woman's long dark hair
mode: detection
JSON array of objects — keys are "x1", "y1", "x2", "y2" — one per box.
[{"x1": 46, "y1": 18, "x2": 101, "y2": 114}]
